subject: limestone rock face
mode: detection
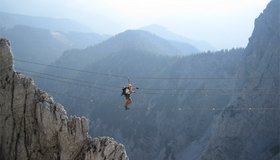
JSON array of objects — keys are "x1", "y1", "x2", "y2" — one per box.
[
  {"x1": 200, "y1": 1, "x2": 280, "y2": 160},
  {"x1": 0, "y1": 38, "x2": 128, "y2": 160}
]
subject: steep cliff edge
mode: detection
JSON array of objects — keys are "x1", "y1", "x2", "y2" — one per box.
[
  {"x1": 201, "y1": 1, "x2": 280, "y2": 160},
  {"x1": 0, "y1": 39, "x2": 128, "y2": 160}
]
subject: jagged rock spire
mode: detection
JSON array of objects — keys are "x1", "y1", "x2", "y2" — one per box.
[
  {"x1": 0, "y1": 38, "x2": 128, "y2": 160},
  {"x1": 0, "y1": 39, "x2": 13, "y2": 74}
]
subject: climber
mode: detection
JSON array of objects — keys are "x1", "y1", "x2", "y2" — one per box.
[{"x1": 121, "y1": 79, "x2": 138, "y2": 110}]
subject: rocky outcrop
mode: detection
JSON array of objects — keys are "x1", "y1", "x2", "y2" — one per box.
[
  {"x1": 200, "y1": 1, "x2": 280, "y2": 160},
  {"x1": 0, "y1": 38, "x2": 128, "y2": 160}
]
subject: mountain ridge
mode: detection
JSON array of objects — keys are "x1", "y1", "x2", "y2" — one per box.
[
  {"x1": 0, "y1": 25, "x2": 108, "y2": 72},
  {"x1": 48, "y1": 29, "x2": 200, "y2": 76},
  {"x1": 140, "y1": 24, "x2": 215, "y2": 51},
  {"x1": 96, "y1": 29, "x2": 198, "y2": 56},
  {"x1": 0, "y1": 11, "x2": 91, "y2": 32}
]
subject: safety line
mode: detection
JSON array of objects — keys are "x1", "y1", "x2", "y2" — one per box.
[
  {"x1": 17, "y1": 68, "x2": 122, "y2": 89},
  {"x1": 14, "y1": 58, "x2": 128, "y2": 79},
  {"x1": 135, "y1": 91, "x2": 279, "y2": 96},
  {"x1": 17, "y1": 68, "x2": 279, "y2": 93},
  {"x1": 22, "y1": 74, "x2": 120, "y2": 93},
  {"x1": 14, "y1": 58, "x2": 275, "y2": 80},
  {"x1": 19, "y1": 72, "x2": 279, "y2": 96}
]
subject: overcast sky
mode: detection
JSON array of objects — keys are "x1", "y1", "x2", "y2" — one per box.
[{"x1": 0, "y1": 0, "x2": 271, "y2": 49}]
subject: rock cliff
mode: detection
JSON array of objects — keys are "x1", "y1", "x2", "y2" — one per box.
[
  {"x1": 0, "y1": 38, "x2": 128, "y2": 160},
  {"x1": 201, "y1": 0, "x2": 280, "y2": 159}
]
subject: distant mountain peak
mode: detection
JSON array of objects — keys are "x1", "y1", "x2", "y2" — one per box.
[
  {"x1": 98, "y1": 29, "x2": 199, "y2": 56},
  {"x1": 116, "y1": 29, "x2": 154, "y2": 37},
  {"x1": 140, "y1": 24, "x2": 215, "y2": 51}
]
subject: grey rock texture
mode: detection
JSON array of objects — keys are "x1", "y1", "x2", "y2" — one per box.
[
  {"x1": 200, "y1": 0, "x2": 280, "y2": 160},
  {"x1": 0, "y1": 38, "x2": 128, "y2": 160}
]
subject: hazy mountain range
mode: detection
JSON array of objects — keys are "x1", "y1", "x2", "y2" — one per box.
[
  {"x1": 0, "y1": 25, "x2": 109, "y2": 72},
  {"x1": 1, "y1": 1, "x2": 279, "y2": 159},
  {"x1": 0, "y1": 11, "x2": 91, "y2": 32},
  {"x1": 140, "y1": 24, "x2": 215, "y2": 51},
  {"x1": 0, "y1": 11, "x2": 205, "y2": 72}
]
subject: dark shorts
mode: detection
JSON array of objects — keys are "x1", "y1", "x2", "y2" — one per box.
[{"x1": 125, "y1": 94, "x2": 131, "y2": 100}]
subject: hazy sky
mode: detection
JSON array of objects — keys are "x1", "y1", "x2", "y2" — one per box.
[{"x1": 0, "y1": 0, "x2": 271, "y2": 49}]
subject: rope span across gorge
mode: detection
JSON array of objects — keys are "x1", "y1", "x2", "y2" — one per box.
[
  {"x1": 14, "y1": 58, "x2": 276, "y2": 80},
  {"x1": 17, "y1": 68, "x2": 279, "y2": 96},
  {"x1": 0, "y1": 58, "x2": 276, "y2": 111}
]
